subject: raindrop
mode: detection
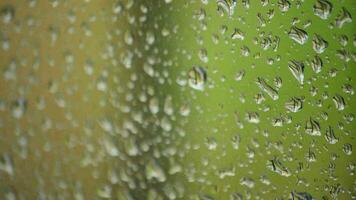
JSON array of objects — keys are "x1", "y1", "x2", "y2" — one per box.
[{"x1": 188, "y1": 66, "x2": 207, "y2": 91}]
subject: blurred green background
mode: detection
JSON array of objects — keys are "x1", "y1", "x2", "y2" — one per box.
[{"x1": 0, "y1": 0, "x2": 355, "y2": 199}]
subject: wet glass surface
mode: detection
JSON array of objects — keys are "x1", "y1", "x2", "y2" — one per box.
[{"x1": 0, "y1": 0, "x2": 355, "y2": 199}]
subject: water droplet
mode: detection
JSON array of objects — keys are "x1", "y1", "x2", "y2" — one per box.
[
  {"x1": 343, "y1": 143, "x2": 352, "y2": 155},
  {"x1": 310, "y1": 55, "x2": 323, "y2": 73},
  {"x1": 288, "y1": 60, "x2": 305, "y2": 85},
  {"x1": 217, "y1": 0, "x2": 237, "y2": 17},
  {"x1": 267, "y1": 157, "x2": 291, "y2": 177},
  {"x1": 246, "y1": 112, "x2": 260, "y2": 124},
  {"x1": 146, "y1": 160, "x2": 166, "y2": 182},
  {"x1": 335, "y1": 7, "x2": 352, "y2": 28},
  {"x1": 325, "y1": 126, "x2": 338, "y2": 144},
  {"x1": 305, "y1": 117, "x2": 321, "y2": 136},
  {"x1": 11, "y1": 98, "x2": 27, "y2": 119},
  {"x1": 290, "y1": 191, "x2": 314, "y2": 200},
  {"x1": 313, "y1": 0, "x2": 332, "y2": 20},
  {"x1": 332, "y1": 94, "x2": 346, "y2": 111},
  {"x1": 231, "y1": 28, "x2": 245, "y2": 40},
  {"x1": 288, "y1": 26, "x2": 308, "y2": 45},
  {"x1": 278, "y1": 0, "x2": 291, "y2": 12},
  {"x1": 1, "y1": 5, "x2": 15, "y2": 24},
  {"x1": 256, "y1": 77, "x2": 279, "y2": 100},
  {"x1": 198, "y1": 48, "x2": 209, "y2": 63},
  {"x1": 188, "y1": 66, "x2": 207, "y2": 91},
  {"x1": 285, "y1": 97, "x2": 303, "y2": 112},
  {"x1": 312, "y1": 34, "x2": 328, "y2": 54}
]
